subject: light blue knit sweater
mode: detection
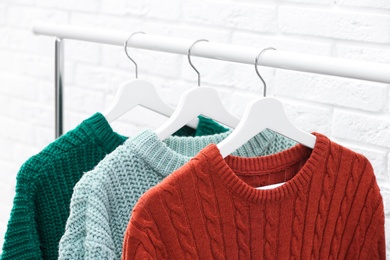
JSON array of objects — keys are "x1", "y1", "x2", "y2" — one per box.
[{"x1": 58, "y1": 129, "x2": 296, "y2": 259}]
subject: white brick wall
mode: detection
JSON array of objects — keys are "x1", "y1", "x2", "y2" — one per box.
[{"x1": 0, "y1": 0, "x2": 389, "y2": 256}]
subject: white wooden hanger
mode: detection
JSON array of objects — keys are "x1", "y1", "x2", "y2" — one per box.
[
  {"x1": 156, "y1": 39, "x2": 240, "y2": 140},
  {"x1": 103, "y1": 32, "x2": 198, "y2": 128},
  {"x1": 217, "y1": 48, "x2": 316, "y2": 158}
]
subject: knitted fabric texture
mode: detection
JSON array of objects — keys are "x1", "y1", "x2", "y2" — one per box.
[
  {"x1": 0, "y1": 113, "x2": 222, "y2": 260},
  {"x1": 58, "y1": 129, "x2": 295, "y2": 259},
  {"x1": 123, "y1": 133, "x2": 385, "y2": 260}
]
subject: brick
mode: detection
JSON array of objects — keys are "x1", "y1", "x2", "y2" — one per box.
[
  {"x1": 0, "y1": 27, "x2": 54, "y2": 56},
  {"x1": 332, "y1": 109, "x2": 390, "y2": 148},
  {"x1": 74, "y1": 64, "x2": 129, "y2": 90},
  {"x1": 35, "y1": 80, "x2": 55, "y2": 104},
  {"x1": 388, "y1": 153, "x2": 390, "y2": 179},
  {"x1": 64, "y1": 61, "x2": 76, "y2": 85},
  {"x1": 33, "y1": 126, "x2": 54, "y2": 147},
  {"x1": 0, "y1": 4, "x2": 6, "y2": 25},
  {"x1": 0, "y1": 184, "x2": 14, "y2": 213},
  {"x1": 0, "y1": 51, "x2": 53, "y2": 81},
  {"x1": 143, "y1": 0, "x2": 181, "y2": 21},
  {"x1": 11, "y1": 143, "x2": 41, "y2": 167},
  {"x1": 216, "y1": 88, "x2": 258, "y2": 117},
  {"x1": 183, "y1": 2, "x2": 277, "y2": 33},
  {"x1": 2, "y1": 0, "x2": 34, "y2": 4},
  {"x1": 232, "y1": 32, "x2": 332, "y2": 56},
  {"x1": 0, "y1": 163, "x2": 16, "y2": 222},
  {"x1": 64, "y1": 111, "x2": 91, "y2": 132},
  {"x1": 0, "y1": 139, "x2": 14, "y2": 161},
  {"x1": 100, "y1": 0, "x2": 144, "y2": 16},
  {"x1": 7, "y1": 6, "x2": 68, "y2": 29},
  {"x1": 145, "y1": 77, "x2": 195, "y2": 108},
  {"x1": 0, "y1": 72, "x2": 39, "y2": 100},
  {"x1": 0, "y1": 160, "x2": 18, "y2": 186},
  {"x1": 180, "y1": 57, "x2": 240, "y2": 88},
  {"x1": 336, "y1": 0, "x2": 390, "y2": 9},
  {"x1": 275, "y1": 70, "x2": 387, "y2": 112},
  {"x1": 0, "y1": 28, "x2": 29, "y2": 51},
  {"x1": 281, "y1": 0, "x2": 332, "y2": 3},
  {"x1": 70, "y1": 13, "x2": 143, "y2": 31},
  {"x1": 8, "y1": 98, "x2": 53, "y2": 128},
  {"x1": 98, "y1": 45, "x2": 129, "y2": 71},
  {"x1": 279, "y1": 6, "x2": 390, "y2": 43},
  {"x1": 64, "y1": 85, "x2": 105, "y2": 113},
  {"x1": 336, "y1": 44, "x2": 390, "y2": 63},
  {"x1": 236, "y1": 64, "x2": 277, "y2": 95},
  {"x1": 279, "y1": 98, "x2": 333, "y2": 134},
  {"x1": 65, "y1": 41, "x2": 100, "y2": 64},
  {"x1": 0, "y1": 116, "x2": 35, "y2": 144},
  {"x1": 143, "y1": 22, "x2": 231, "y2": 43},
  {"x1": 36, "y1": 0, "x2": 100, "y2": 12},
  {"x1": 101, "y1": 45, "x2": 182, "y2": 79}
]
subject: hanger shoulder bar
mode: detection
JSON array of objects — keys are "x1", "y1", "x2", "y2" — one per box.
[{"x1": 33, "y1": 22, "x2": 390, "y2": 84}]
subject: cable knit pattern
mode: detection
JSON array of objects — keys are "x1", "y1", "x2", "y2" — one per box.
[
  {"x1": 59, "y1": 127, "x2": 292, "y2": 259},
  {"x1": 122, "y1": 133, "x2": 385, "y2": 260},
  {"x1": 232, "y1": 196, "x2": 250, "y2": 259},
  {"x1": 290, "y1": 179, "x2": 308, "y2": 259},
  {"x1": 128, "y1": 203, "x2": 167, "y2": 259},
  {"x1": 345, "y1": 174, "x2": 382, "y2": 258},
  {"x1": 310, "y1": 148, "x2": 333, "y2": 260},
  {"x1": 264, "y1": 203, "x2": 278, "y2": 259},
  {"x1": 161, "y1": 183, "x2": 198, "y2": 259},
  {"x1": 329, "y1": 154, "x2": 366, "y2": 260},
  {"x1": 193, "y1": 157, "x2": 225, "y2": 260}
]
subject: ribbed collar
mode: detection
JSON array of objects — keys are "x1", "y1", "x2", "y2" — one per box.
[
  {"x1": 75, "y1": 113, "x2": 234, "y2": 156},
  {"x1": 80, "y1": 113, "x2": 127, "y2": 154},
  {"x1": 195, "y1": 116, "x2": 229, "y2": 136},
  {"x1": 201, "y1": 132, "x2": 330, "y2": 203},
  {"x1": 127, "y1": 128, "x2": 277, "y2": 177}
]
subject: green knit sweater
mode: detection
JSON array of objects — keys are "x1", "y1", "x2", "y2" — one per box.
[
  {"x1": 58, "y1": 129, "x2": 296, "y2": 259},
  {"x1": 0, "y1": 113, "x2": 228, "y2": 260}
]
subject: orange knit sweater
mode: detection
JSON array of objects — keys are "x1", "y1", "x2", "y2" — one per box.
[{"x1": 122, "y1": 133, "x2": 385, "y2": 259}]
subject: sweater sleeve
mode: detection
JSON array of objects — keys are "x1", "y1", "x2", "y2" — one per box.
[
  {"x1": 58, "y1": 172, "x2": 94, "y2": 259},
  {"x1": 1, "y1": 161, "x2": 42, "y2": 259},
  {"x1": 362, "y1": 201, "x2": 386, "y2": 260},
  {"x1": 83, "y1": 179, "x2": 116, "y2": 259},
  {"x1": 370, "y1": 225, "x2": 386, "y2": 260},
  {"x1": 353, "y1": 160, "x2": 386, "y2": 260}
]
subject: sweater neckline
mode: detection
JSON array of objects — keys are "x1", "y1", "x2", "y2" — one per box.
[
  {"x1": 81, "y1": 113, "x2": 127, "y2": 154},
  {"x1": 128, "y1": 128, "x2": 277, "y2": 177},
  {"x1": 80, "y1": 113, "x2": 230, "y2": 155},
  {"x1": 201, "y1": 132, "x2": 330, "y2": 203},
  {"x1": 78, "y1": 113, "x2": 233, "y2": 156}
]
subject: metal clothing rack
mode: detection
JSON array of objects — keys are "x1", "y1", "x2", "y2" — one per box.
[{"x1": 32, "y1": 22, "x2": 390, "y2": 138}]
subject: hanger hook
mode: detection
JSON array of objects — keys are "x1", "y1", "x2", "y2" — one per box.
[
  {"x1": 187, "y1": 39, "x2": 209, "y2": 87},
  {"x1": 124, "y1": 31, "x2": 146, "y2": 79},
  {"x1": 255, "y1": 47, "x2": 276, "y2": 97}
]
